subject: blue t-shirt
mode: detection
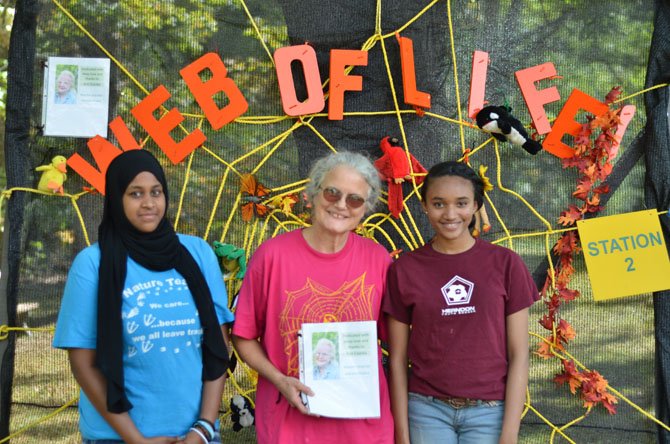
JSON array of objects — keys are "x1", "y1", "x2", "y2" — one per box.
[{"x1": 53, "y1": 234, "x2": 234, "y2": 440}]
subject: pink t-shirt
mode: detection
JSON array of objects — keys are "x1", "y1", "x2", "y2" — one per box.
[
  {"x1": 233, "y1": 229, "x2": 394, "y2": 444},
  {"x1": 383, "y1": 239, "x2": 539, "y2": 400}
]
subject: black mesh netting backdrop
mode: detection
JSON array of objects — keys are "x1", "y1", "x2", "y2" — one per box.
[{"x1": 1, "y1": 0, "x2": 669, "y2": 442}]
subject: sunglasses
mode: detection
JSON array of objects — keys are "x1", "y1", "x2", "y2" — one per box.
[{"x1": 321, "y1": 186, "x2": 367, "y2": 209}]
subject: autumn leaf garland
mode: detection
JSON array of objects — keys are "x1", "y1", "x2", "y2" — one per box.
[{"x1": 536, "y1": 86, "x2": 625, "y2": 415}]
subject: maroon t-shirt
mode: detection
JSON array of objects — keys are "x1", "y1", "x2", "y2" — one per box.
[{"x1": 383, "y1": 239, "x2": 539, "y2": 400}]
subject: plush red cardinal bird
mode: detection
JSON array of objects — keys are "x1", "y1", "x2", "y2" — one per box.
[{"x1": 374, "y1": 136, "x2": 427, "y2": 218}]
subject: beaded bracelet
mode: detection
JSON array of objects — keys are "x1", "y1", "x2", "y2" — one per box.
[
  {"x1": 189, "y1": 426, "x2": 209, "y2": 444},
  {"x1": 195, "y1": 418, "x2": 215, "y2": 440}
]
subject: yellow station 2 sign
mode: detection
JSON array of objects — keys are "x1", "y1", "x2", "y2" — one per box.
[{"x1": 577, "y1": 209, "x2": 670, "y2": 301}]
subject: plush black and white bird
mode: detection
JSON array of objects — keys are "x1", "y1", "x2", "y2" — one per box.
[{"x1": 475, "y1": 105, "x2": 542, "y2": 155}]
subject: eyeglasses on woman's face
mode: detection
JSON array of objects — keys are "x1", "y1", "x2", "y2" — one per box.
[{"x1": 320, "y1": 186, "x2": 366, "y2": 209}]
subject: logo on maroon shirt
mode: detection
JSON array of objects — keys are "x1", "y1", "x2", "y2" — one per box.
[{"x1": 441, "y1": 276, "x2": 474, "y2": 306}]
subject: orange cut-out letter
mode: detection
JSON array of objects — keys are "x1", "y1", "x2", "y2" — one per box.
[
  {"x1": 328, "y1": 49, "x2": 368, "y2": 120},
  {"x1": 613, "y1": 105, "x2": 636, "y2": 146},
  {"x1": 397, "y1": 35, "x2": 430, "y2": 110},
  {"x1": 468, "y1": 50, "x2": 489, "y2": 119},
  {"x1": 131, "y1": 85, "x2": 206, "y2": 164},
  {"x1": 67, "y1": 116, "x2": 141, "y2": 194},
  {"x1": 274, "y1": 45, "x2": 325, "y2": 116},
  {"x1": 608, "y1": 104, "x2": 636, "y2": 159},
  {"x1": 515, "y1": 62, "x2": 561, "y2": 135},
  {"x1": 109, "y1": 116, "x2": 141, "y2": 151},
  {"x1": 542, "y1": 89, "x2": 609, "y2": 158},
  {"x1": 180, "y1": 52, "x2": 249, "y2": 130}
]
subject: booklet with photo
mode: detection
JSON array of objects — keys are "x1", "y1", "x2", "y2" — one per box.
[{"x1": 298, "y1": 320, "x2": 380, "y2": 418}]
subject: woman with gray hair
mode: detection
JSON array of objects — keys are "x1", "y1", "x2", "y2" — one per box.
[
  {"x1": 312, "y1": 337, "x2": 339, "y2": 380},
  {"x1": 232, "y1": 151, "x2": 394, "y2": 444},
  {"x1": 55, "y1": 69, "x2": 77, "y2": 104}
]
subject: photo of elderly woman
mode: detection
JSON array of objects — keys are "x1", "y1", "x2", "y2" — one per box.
[
  {"x1": 54, "y1": 67, "x2": 77, "y2": 105},
  {"x1": 313, "y1": 337, "x2": 340, "y2": 381}
]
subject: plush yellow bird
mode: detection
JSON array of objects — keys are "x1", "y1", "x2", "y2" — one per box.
[{"x1": 36, "y1": 155, "x2": 68, "y2": 195}]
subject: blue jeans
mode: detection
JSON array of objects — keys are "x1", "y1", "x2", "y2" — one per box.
[
  {"x1": 408, "y1": 392, "x2": 504, "y2": 444},
  {"x1": 82, "y1": 431, "x2": 222, "y2": 443}
]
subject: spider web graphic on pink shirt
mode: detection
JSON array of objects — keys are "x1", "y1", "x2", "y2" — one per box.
[{"x1": 279, "y1": 275, "x2": 375, "y2": 376}]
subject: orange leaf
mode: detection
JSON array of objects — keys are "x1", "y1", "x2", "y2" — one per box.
[
  {"x1": 602, "y1": 399, "x2": 618, "y2": 415},
  {"x1": 585, "y1": 194, "x2": 604, "y2": 213},
  {"x1": 535, "y1": 337, "x2": 558, "y2": 359},
  {"x1": 572, "y1": 177, "x2": 593, "y2": 201},
  {"x1": 583, "y1": 163, "x2": 597, "y2": 180},
  {"x1": 556, "y1": 266, "x2": 575, "y2": 286},
  {"x1": 602, "y1": 392, "x2": 619, "y2": 414},
  {"x1": 574, "y1": 123, "x2": 592, "y2": 146},
  {"x1": 554, "y1": 360, "x2": 583, "y2": 394},
  {"x1": 605, "y1": 86, "x2": 622, "y2": 104},
  {"x1": 594, "y1": 184, "x2": 610, "y2": 195},
  {"x1": 557, "y1": 319, "x2": 576, "y2": 343},
  {"x1": 588, "y1": 370, "x2": 610, "y2": 393},
  {"x1": 557, "y1": 286, "x2": 580, "y2": 302},
  {"x1": 598, "y1": 162, "x2": 613, "y2": 179},
  {"x1": 267, "y1": 194, "x2": 298, "y2": 215},
  {"x1": 554, "y1": 236, "x2": 574, "y2": 255},
  {"x1": 558, "y1": 205, "x2": 584, "y2": 226},
  {"x1": 539, "y1": 314, "x2": 554, "y2": 331},
  {"x1": 546, "y1": 294, "x2": 562, "y2": 315},
  {"x1": 553, "y1": 232, "x2": 578, "y2": 255}
]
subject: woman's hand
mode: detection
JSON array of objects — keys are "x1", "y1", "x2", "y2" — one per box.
[
  {"x1": 176, "y1": 429, "x2": 208, "y2": 444},
  {"x1": 134, "y1": 437, "x2": 179, "y2": 444},
  {"x1": 276, "y1": 374, "x2": 314, "y2": 414},
  {"x1": 233, "y1": 335, "x2": 315, "y2": 415}
]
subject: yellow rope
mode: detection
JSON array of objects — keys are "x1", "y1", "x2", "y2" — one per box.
[
  {"x1": 531, "y1": 331, "x2": 670, "y2": 432},
  {"x1": 0, "y1": 396, "x2": 79, "y2": 443},
  {"x1": 235, "y1": 115, "x2": 292, "y2": 124},
  {"x1": 446, "y1": 0, "x2": 467, "y2": 155},
  {"x1": 381, "y1": 0, "x2": 442, "y2": 38},
  {"x1": 174, "y1": 148, "x2": 197, "y2": 231},
  {"x1": 230, "y1": 120, "x2": 304, "y2": 167},
  {"x1": 69, "y1": 194, "x2": 91, "y2": 246},
  {"x1": 205, "y1": 167, "x2": 233, "y2": 240},
  {"x1": 616, "y1": 83, "x2": 669, "y2": 103},
  {"x1": 524, "y1": 403, "x2": 577, "y2": 443},
  {"x1": 238, "y1": 0, "x2": 276, "y2": 67},
  {"x1": 0, "y1": 325, "x2": 55, "y2": 340},
  {"x1": 51, "y1": 0, "x2": 150, "y2": 95},
  {"x1": 550, "y1": 409, "x2": 590, "y2": 443},
  {"x1": 397, "y1": 212, "x2": 419, "y2": 250},
  {"x1": 251, "y1": 129, "x2": 296, "y2": 175},
  {"x1": 400, "y1": 186, "x2": 426, "y2": 245},
  {"x1": 378, "y1": 28, "x2": 423, "y2": 207},
  {"x1": 302, "y1": 121, "x2": 339, "y2": 153},
  {"x1": 493, "y1": 139, "x2": 553, "y2": 230}
]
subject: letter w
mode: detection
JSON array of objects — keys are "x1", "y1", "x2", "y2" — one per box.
[{"x1": 66, "y1": 117, "x2": 141, "y2": 195}]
